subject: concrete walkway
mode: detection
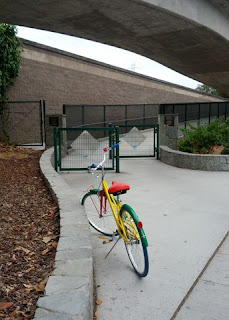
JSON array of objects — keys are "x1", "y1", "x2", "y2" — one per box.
[{"x1": 61, "y1": 158, "x2": 229, "y2": 320}]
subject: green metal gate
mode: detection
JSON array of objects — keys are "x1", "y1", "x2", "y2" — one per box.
[
  {"x1": 54, "y1": 124, "x2": 159, "y2": 172},
  {"x1": 54, "y1": 126, "x2": 120, "y2": 172},
  {"x1": 117, "y1": 124, "x2": 159, "y2": 159}
]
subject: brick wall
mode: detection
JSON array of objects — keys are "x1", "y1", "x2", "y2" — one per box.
[{"x1": 8, "y1": 40, "x2": 223, "y2": 116}]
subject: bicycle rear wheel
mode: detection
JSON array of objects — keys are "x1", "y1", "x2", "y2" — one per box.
[
  {"x1": 81, "y1": 191, "x2": 117, "y2": 236},
  {"x1": 120, "y1": 205, "x2": 149, "y2": 277}
]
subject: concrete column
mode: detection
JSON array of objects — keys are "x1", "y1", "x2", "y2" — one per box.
[
  {"x1": 158, "y1": 114, "x2": 179, "y2": 150},
  {"x1": 45, "y1": 114, "x2": 66, "y2": 147}
]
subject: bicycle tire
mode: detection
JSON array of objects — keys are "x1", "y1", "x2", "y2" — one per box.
[
  {"x1": 81, "y1": 191, "x2": 117, "y2": 236},
  {"x1": 120, "y1": 205, "x2": 149, "y2": 277}
]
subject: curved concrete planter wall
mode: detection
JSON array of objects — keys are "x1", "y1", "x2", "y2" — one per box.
[
  {"x1": 160, "y1": 146, "x2": 229, "y2": 171},
  {"x1": 35, "y1": 148, "x2": 93, "y2": 320}
]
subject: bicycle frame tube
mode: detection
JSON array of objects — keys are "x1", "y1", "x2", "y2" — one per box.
[
  {"x1": 102, "y1": 179, "x2": 120, "y2": 224},
  {"x1": 101, "y1": 179, "x2": 139, "y2": 243}
]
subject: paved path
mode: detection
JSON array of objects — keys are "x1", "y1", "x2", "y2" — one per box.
[{"x1": 61, "y1": 159, "x2": 229, "y2": 320}]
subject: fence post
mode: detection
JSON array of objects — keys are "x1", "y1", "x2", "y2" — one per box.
[
  {"x1": 209, "y1": 104, "x2": 211, "y2": 124},
  {"x1": 156, "y1": 124, "x2": 160, "y2": 159},
  {"x1": 185, "y1": 104, "x2": 187, "y2": 128},
  {"x1": 40, "y1": 100, "x2": 46, "y2": 146},
  {"x1": 58, "y1": 128, "x2": 62, "y2": 170},
  {"x1": 115, "y1": 126, "x2": 120, "y2": 173},
  {"x1": 109, "y1": 123, "x2": 113, "y2": 160},
  {"x1": 54, "y1": 127, "x2": 58, "y2": 172},
  {"x1": 125, "y1": 105, "x2": 128, "y2": 132},
  {"x1": 143, "y1": 104, "x2": 146, "y2": 126}
]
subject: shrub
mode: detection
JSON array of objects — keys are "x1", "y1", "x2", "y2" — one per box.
[
  {"x1": 221, "y1": 146, "x2": 229, "y2": 155},
  {"x1": 178, "y1": 119, "x2": 229, "y2": 154}
]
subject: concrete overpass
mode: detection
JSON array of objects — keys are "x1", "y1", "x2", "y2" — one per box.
[{"x1": 0, "y1": 0, "x2": 229, "y2": 94}]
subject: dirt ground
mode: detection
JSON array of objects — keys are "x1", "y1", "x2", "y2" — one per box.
[{"x1": 0, "y1": 143, "x2": 59, "y2": 320}]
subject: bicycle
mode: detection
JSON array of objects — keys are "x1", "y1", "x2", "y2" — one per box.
[{"x1": 81, "y1": 144, "x2": 149, "y2": 277}]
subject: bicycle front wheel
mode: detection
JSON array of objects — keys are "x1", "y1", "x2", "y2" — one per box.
[
  {"x1": 81, "y1": 191, "x2": 117, "y2": 236},
  {"x1": 120, "y1": 205, "x2": 149, "y2": 277}
]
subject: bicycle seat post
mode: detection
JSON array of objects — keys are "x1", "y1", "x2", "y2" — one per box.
[{"x1": 116, "y1": 194, "x2": 121, "y2": 204}]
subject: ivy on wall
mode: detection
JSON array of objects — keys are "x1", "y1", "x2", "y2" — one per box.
[{"x1": 0, "y1": 23, "x2": 22, "y2": 142}]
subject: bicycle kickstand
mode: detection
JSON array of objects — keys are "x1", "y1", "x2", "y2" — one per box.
[{"x1": 104, "y1": 235, "x2": 121, "y2": 259}]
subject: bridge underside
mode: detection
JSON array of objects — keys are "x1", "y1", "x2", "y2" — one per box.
[{"x1": 0, "y1": 0, "x2": 229, "y2": 94}]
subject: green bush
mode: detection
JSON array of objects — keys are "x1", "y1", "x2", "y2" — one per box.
[
  {"x1": 221, "y1": 146, "x2": 229, "y2": 155},
  {"x1": 178, "y1": 119, "x2": 229, "y2": 154}
]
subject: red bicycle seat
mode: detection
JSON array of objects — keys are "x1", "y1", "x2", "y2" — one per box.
[{"x1": 108, "y1": 181, "x2": 130, "y2": 195}]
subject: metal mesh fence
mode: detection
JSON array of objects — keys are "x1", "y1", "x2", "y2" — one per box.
[
  {"x1": 118, "y1": 125, "x2": 158, "y2": 158},
  {"x1": 58, "y1": 104, "x2": 159, "y2": 170},
  {"x1": 0, "y1": 101, "x2": 45, "y2": 146},
  {"x1": 54, "y1": 124, "x2": 159, "y2": 171},
  {"x1": 63, "y1": 104, "x2": 159, "y2": 129},
  {"x1": 54, "y1": 127, "x2": 117, "y2": 171},
  {"x1": 160, "y1": 101, "x2": 229, "y2": 127}
]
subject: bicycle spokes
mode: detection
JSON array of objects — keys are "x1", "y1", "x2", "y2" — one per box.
[
  {"x1": 123, "y1": 214, "x2": 140, "y2": 243},
  {"x1": 83, "y1": 191, "x2": 117, "y2": 236},
  {"x1": 120, "y1": 207, "x2": 149, "y2": 277}
]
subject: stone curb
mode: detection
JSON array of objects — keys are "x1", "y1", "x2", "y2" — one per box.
[
  {"x1": 33, "y1": 148, "x2": 93, "y2": 320},
  {"x1": 160, "y1": 145, "x2": 229, "y2": 171}
]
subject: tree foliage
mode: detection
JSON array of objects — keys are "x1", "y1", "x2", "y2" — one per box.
[
  {"x1": 196, "y1": 84, "x2": 229, "y2": 99},
  {"x1": 196, "y1": 84, "x2": 220, "y2": 96},
  {"x1": 0, "y1": 23, "x2": 22, "y2": 141}
]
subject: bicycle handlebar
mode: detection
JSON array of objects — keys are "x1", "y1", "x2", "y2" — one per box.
[
  {"x1": 103, "y1": 143, "x2": 120, "y2": 152},
  {"x1": 89, "y1": 143, "x2": 120, "y2": 171}
]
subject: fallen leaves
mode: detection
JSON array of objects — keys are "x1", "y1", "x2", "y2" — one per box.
[
  {"x1": 42, "y1": 236, "x2": 53, "y2": 244},
  {"x1": 0, "y1": 302, "x2": 13, "y2": 310},
  {"x1": 15, "y1": 246, "x2": 35, "y2": 256},
  {"x1": 0, "y1": 152, "x2": 28, "y2": 160},
  {"x1": 24, "y1": 266, "x2": 35, "y2": 273},
  {"x1": 42, "y1": 248, "x2": 50, "y2": 256},
  {"x1": 23, "y1": 283, "x2": 34, "y2": 292},
  {"x1": 0, "y1": 143, "x2": 60, "y2": 319},
  {"x1": 50, "y1": 241, "x2": 58, "y2": 249},
  {"x1": 23, "y1": 277, "x2": 49, "y2": 294},
  {"x1": 99, "y1": 236, "x2": 109, "y2": 241},
  {"x1": 99, "y1": 235, "x2": 111, "y2": 243},
  {"x1": 43, "y1": 206, "x2": 58, "y2": 220},
  {"x1": 42, "y1": 232, "x2": 58, "y2": 244},
  {"x1": 96, "y1": 299, "x2": 103, "y2": 306},
  {"x1": 33, "y1": 282, "x2": 46, "y2": 292},
  {"x1": 8, "y1": 309, "x2": 31, "y2": 319},
  {"x1": 94, "y1": 299, "x2": 103, "y2": 319}
]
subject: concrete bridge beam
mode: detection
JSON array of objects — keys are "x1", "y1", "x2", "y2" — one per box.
[{"x1": 0, "y1": 0, "x2": 228, "y2": 94}]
